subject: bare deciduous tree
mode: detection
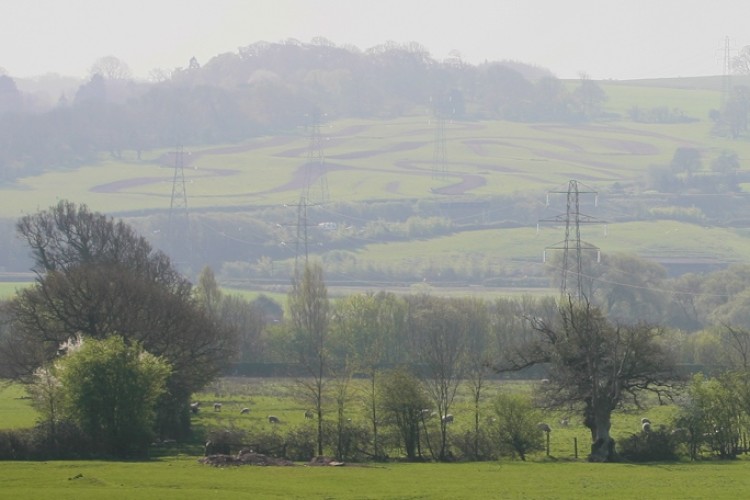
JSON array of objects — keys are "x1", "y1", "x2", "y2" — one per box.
[{"x1": 496, "y1": 297, "x2": 679, "y2": 462}]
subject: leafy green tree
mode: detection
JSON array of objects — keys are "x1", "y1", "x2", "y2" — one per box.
[
  {"x1": 54, "y1": 336, "x2": 170, "y2": 457},
  {"x1": 406, "y1": 295, "x2": 468, "y2": 461},
  {"x1": 573, "y1": 73, "x2": 607, "y2": 119},
  {"x1": 492, "y1": 391, "x2": 544, "y2": 461},
  {"x1": 671, "y1": 147, "x2": 702, "y2": 175},
  {"x1": 330, "y1": 291, "x2": 405, "y2": 459},
  {"x1": 459, "y1": 297, "x2": 493, "y2": 460},
  {"x1": 379, "y1": 367, "x2": 431, "y2": 461},
  {"x1": 288, "y1": 261, "x2": 330, "y2": 456},
  {"x1": 676, "y1": 374, "x2": 743, "y2": 459},
  {"x1": 591, "y1": 253, "x2": 668, "y2": 324},
  {"x1": 711, "y1": 150, "x2": 740, "y2": 174}
]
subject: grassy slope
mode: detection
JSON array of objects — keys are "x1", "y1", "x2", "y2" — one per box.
[
  {"x1": 3, "y1": 80, "x2": 749, "y2": 217},
  {"x1": 3, "y1": 79, "x2": 750, "y2": 291}
]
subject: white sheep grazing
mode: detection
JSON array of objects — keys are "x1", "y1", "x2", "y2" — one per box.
[
  {"x1": 240, "y1": 407, "x2": 250, "y2": 415},
  {"x1": 537, "y1": 422, "x2": 552, "y2": 433},
  {"x1": 441, "y1": 414, "x2": 454, "y2": 424},
  {"x1": 213, "y1": 402, "x2": 222, "y2": 412},
  {"x1": 642, "y1": 421, "x2": 652, "y2": 433},
  {"x1": 641, "y1": 417, "x2": 651, "y2": 425},
  {"x1": 268, "y1": 415, "x2": 280, "y2": 424},
  {"x1": 190, "y1": 402, "x2": 200, "y2": 414},
  {"x1": 304, "y1": 409, "x2": 314, "y2": 419}
]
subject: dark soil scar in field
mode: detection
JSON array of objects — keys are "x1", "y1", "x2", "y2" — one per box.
[{"x1": 89, "y1": 121, "x2": 678, "y2": 197}]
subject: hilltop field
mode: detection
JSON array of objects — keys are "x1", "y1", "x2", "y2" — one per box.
[{"x1": 2, "y1": 76, "x2": 750, "y2": 292}]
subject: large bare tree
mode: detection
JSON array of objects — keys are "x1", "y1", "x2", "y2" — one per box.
[{"x1": 497, "y1": 297, "x2": 679, "y2": 462}]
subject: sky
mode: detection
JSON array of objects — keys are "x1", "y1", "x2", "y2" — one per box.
[{"x1": 1, "y1": 0, "x2": 748, "y2": 81}]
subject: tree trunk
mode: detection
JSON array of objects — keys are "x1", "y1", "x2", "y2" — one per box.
[{"x1": 588, "y1": 409, "x2": 616, "y2": 462}]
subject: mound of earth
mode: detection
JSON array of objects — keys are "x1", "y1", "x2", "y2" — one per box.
[
  {"x1": 199, "y1": 451, "x2": 295, "y2": 467},
  {"x1": 307, "y1": 456, "x2": 345, "y2": 466}
]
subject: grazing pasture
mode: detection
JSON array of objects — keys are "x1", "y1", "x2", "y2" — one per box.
[{"x1": 2, "y1": 378, "x2": 749, "y2": 498}]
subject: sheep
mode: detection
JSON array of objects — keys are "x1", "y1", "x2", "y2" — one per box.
[
  {"x1": 304, "y1": 409, "x2": 314, "y2": 419},
  {"x1": 240, "y1": 407, "x2": 250, "y2": 415},
  {"x1": 537, "y1": 422, "x2": 552, "y2": 433},
  {"x1": 642, "y1": 421, "x2": 652, "y2": 433},
  {"x1": 420, "y1": 408, "x2": 432, "y2": 419},
  {"x1": 641, "y1": 417, "x2": 651, "y2": 425},
  {"x1": 559, "y1": 417, "x2": 569, "y2": 427},
  {"x1": 190, "y1": 402, "x2": 200, "y2": 414},
  {"x1": 213, "y1": 402, "x2": 222, "y2": 412},
  {"x1": 441, "y1": 414, "x2": 454, "y2": 424},
  {"x1": 540, "y1": 378, "x2": 551, "y2": 385},
  {"x1": 268, "y1": 415, "x2": 280, "y2": 424}
]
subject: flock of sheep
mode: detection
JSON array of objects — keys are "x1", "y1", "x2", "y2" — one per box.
[
  {"x1": 192, "y1": 396, "x2": 659, "y2": 446},
  {"x1": 190, "y1": 401, "x2": 285, "y2": 424}
]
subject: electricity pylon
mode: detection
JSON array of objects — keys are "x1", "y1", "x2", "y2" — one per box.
[
  {"x1": 431, "y1": 96, "x2": 450, "y2": 180},
  {"x1": 539, "y1": 180, "x2": 605, "y2": 301},
  {"x1": 167, "y1": 145, "x2": 191, "y2": 268},
  {"x1": 304, "y1": 108, "x2": 329, "y2": 204}
]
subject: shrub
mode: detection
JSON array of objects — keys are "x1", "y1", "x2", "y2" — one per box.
[
  {"x1": 618, "y1": 429, "x2": 679, "y2": 462},
  {"x1": 282, "y1": 424, "x2": 318, "y2": 461},
  {"x1": 54, "y1": 336, "x2": 171, "y2": 458},
  {"x1": 450, "y1": 428, "x2": 500, "y2": 461}
]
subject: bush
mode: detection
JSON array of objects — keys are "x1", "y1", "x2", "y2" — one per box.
[
  {"x1": 54, "y1": 336, "x2": 171, "y2": 458},
  {"x1": 618, "y1": 429, "x2": 679, "y2": 462},
  {"x1": 450, "y1": 428, "x2": 500, "y2": 461},
  {"x1": 0, "y1": 428, "x2": 32, "y2": 460},
  {"x1": 0, "y1": 421, "x2": 92, "y2": 460},
  {"x1": 204, "y1": 426, "x2": 247, "y2": 456},
  {"x1": 322, "y1": 420, "x2": 372, "y2": 462},
  {"x1": 282, "y1": 424, "x2": 318, "y2": 461}
]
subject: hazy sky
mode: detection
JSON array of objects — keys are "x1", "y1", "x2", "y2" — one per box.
[{"x1": 2, "y1": 0, "x2": 748, "y2": 81}]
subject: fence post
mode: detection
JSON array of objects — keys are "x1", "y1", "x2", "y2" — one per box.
[{"x1": 574, "y1": 437, "x2": 578, "y2": 459}]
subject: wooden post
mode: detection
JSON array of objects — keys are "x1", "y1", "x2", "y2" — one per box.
[
  {"x1": 574, "y1": 437, "x2": 578, "y2": 459},
  {"x1": 546, "y1": 431, "x2": 550, "y2": 456}
]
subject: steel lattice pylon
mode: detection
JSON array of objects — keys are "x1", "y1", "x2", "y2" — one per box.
[
  {"x1": 304, "y1": 108, "x2": 329, "y2": 204},
  {"x1": 168, "y1": 146, "x2": 191, "y2": 267},
  {"x1": 539, "y1": 180, "x2": 605, "y2": 301}
]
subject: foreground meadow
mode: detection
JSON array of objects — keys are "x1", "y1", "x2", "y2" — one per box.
[{"x1": 2, "y1": 456, "x2": 750, "y2": 499}]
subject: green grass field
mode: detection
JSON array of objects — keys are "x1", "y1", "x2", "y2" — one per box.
[
  {"x1": 4, "y1": 458, "x2": 750, "y2": 499},
  {"x1": 3, "y1": 93, "x2": 750, "y2": 219}
]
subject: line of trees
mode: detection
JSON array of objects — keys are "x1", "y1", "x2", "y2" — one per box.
[{"x1": 6, "y1": 201, "x2": 750, "y2": 462}]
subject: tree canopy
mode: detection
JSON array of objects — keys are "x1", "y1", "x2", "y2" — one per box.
[{"x1": 3, "y1": 200, "x2": 235, "y2": 438}]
